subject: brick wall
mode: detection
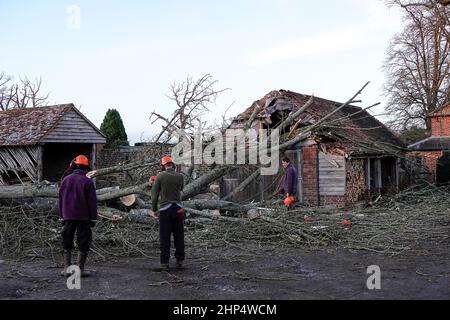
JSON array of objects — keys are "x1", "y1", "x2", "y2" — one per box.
[
  {"x1": 430, "y1": 104, "x2": 450, "y2": 136},
  {"x1": 409, "y1": 150, "x2": 443, "y2": 182},
  {"x1": 431, "y1": 116, "x2": 450, "y2": 136},
  {"x1": 302, "y1": 146, "x2": 319, "y2": 206}
]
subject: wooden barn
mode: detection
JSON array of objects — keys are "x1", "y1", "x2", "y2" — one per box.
[
  {"x1": 223, "y1": 90, "x2": 405, "y2": 207},
  {"x1": 0, "y1": 104, "x2": 106, "y2": 185}
]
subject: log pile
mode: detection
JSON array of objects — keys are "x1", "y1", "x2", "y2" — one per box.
[{"x1": 345, "y1": 159, "x2": 367, "y2": 204}]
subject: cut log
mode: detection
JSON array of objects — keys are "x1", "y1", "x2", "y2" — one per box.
[
  {"x1": 0, "y1": 182, "x2": 151, "y2": 203},
  {"x1": 120, "y1": 194, "x2": 137, "y2": 207},
  {"x1": 182, "y1": 166, "x2": 236, "y2": 200},
  {"x1": 183, "y1": 199, "x2": 255, "y2": 212},
  {"x1": 98, "y1": 207, "x2": 157, "y2": 225},
  {"x1": 185, "y1": 207, "x2": 250, "y2": 224},
  {"x1": 0, "y1": 185, "x2": 58, "y2": 199},
  {"x1": 97, "y1": 182, "x2": 151, "y2": 202},
  {"x1": 96, "y1": 186, "x2": 120, "y2": 195}
]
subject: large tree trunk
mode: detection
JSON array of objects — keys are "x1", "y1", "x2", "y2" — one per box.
[
  {"x1": 181, "y1": 166, "x2": 236, "y2": 200},
  {"x1": 0, "y1": 185, "x2": 58, "y2": 199},
  {"x1": 0, "y1": 183, "x2": 151, "y2": 202}
]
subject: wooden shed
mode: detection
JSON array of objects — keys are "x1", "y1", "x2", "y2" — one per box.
[{"x1": 0, "y1": 104, "x2": 106, "y2": 184}]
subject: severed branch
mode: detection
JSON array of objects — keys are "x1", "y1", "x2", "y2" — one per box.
[
  {"x1": 182, "y1": 165, "x2": 236, "y2": 200},
  {"x1": 87, "y1": 160, "x2": 160, "y2": 179}
]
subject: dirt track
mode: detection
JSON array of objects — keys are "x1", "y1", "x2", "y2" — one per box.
[{"x1": 1, "y1": 241, "x2": 449, "y2": 300}]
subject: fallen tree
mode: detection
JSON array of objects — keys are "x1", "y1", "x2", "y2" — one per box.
[{"x1": 0, "y1": 80, "x2": 415, "y2": 234}]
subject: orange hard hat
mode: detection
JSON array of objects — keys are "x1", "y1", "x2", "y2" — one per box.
[
  {"x1": 73, "y1": 155, "x2": 89, "y2": 166},
  {"x1": 149, "y1": 175, "x2": 157, "y2": 183},
  {"x1": 284, "y1": 195, "x2": 295, "y2": 207},
  {"x1": 160, "y1": 156, "x2": 174, "y2": 166}
]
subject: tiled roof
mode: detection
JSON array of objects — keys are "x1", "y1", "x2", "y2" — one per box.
[{"x1": 0, "y1": 104, "x2": 75, "y2": 146}]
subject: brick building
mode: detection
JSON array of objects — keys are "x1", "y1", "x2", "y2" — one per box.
[
  {"x1": 224, "y1": 90, "x2": 405, "y2": 207},
  {"x1": 408, "y1": 103, "x2": 450, "y2": 183}
]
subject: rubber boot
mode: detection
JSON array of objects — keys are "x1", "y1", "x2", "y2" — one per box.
[
  {"x1": 60, "y1": 250, "x2": 71, "y2": 277},
  {"x1": 77, "y1": 251, "x2": 91, "y2": 277}
]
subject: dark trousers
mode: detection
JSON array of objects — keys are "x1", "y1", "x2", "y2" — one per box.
[
  {"x1": 62, "y1": 220, "x2": 92, "y2": 252},
  {"x1": 159, "y1": 204, "x2": 185, "y2": 264}
]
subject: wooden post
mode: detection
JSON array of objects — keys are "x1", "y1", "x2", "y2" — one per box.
[
  {"x1": 37, "y1": 145, "x2": 44, "y2": 182},
  {"x1": 91, "y1": 144, "x2": 97, "y2": 169},
  {"x1": 396, "y1": 158, "x2": 400, "y2": 192},
  {"x1": 376, "y1": 158, "x2": 382, "y2": 192},
  {"x1": 91, "y1": 144, "x2": 97, "y2": 185},
  {"x1": 366, "y1": 158, "x2": 371, "y2": 199}
]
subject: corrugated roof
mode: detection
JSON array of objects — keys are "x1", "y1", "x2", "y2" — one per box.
[
  {"x1": 408, "y1": 136, "x2": 450, "y2": 151},
  {"x1": 0, "y1": 104, "x2": 105, "y2": 146},
  {"x1": 232, "y1": 90, "x2": 405, "y2": 155}
]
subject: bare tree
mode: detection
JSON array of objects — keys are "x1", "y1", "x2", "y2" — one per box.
[
  {"x1": 0, "y1": 72, "x2": 49, "y2": 110},
  {"x1": 150, "y1": 74, "x2": 229, "y2": 143},
  {"x1": 383, "y1": 0, "x2": 449, "y2": 130}
]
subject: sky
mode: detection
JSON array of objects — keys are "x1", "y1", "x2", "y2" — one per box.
[{"x1": 0, "y1": 0, "x2": 404, "y2": 144}]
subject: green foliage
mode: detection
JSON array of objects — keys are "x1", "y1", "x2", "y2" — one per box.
[
  {"x1": 398, "y1": 126, "x2": 429, "y2": 145},
  {"x1": 100, "y1": 108, "x2": 129, "y2": 149}
]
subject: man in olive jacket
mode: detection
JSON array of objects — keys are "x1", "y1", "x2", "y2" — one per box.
[{"x1": 151, "y1": 156, "x2": 185, "y2": 272}]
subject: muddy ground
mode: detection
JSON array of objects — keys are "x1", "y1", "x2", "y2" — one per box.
[{"x1": 0, "y1": 241, "x2": 449, "y2": 300}]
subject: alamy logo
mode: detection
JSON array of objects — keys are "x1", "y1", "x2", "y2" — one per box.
[
  {"x1": 171, "y1": 128, "x2": 280, "y2": 175},
  {"x1": 66, "y1": 5, "x2": 81, "y2": 30},
  {"x1": 66, "y1": 265, "x2": 81, "y2": 290},
  {"x1": 366, "y1": 265, "x2": 381, "y2": 290}
]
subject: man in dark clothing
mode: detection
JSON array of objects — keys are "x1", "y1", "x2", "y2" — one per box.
[
  {"x1": 59, "y1": 155, "x2": 97, "y2": 277},
  {"x1": 282, "y1": 157, "x2": 298, "y2": 208},
  {"x1": 151, "y1": 156, "x2": 185, "y2": 272}
]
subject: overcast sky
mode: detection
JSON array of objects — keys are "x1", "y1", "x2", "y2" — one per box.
[{"x1": 0, "y1": 0, "x2": 404, "y2": 144}]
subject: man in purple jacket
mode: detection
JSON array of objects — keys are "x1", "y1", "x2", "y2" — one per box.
[
  {"x1": 59, "y1": 155, "x2": 97, "y2": 277},
  {"x1": 282, "y1": 157, "x2": 298, "y2": 207}
]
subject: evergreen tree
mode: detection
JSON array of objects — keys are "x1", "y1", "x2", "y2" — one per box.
[{"x1": 100, "y1": 108, "x2": 129, "y2": 148}]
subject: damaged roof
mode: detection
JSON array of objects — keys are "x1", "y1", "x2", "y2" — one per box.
[
  {"x1": 0, "y1": 104, "x2": 106, "y2": 146},
  {"x1": 232, "y1": 90, "x2": 405, "y2": 156}
]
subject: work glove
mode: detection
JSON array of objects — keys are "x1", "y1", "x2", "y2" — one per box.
[
  {"x1": 177, "y1": 207, "x2": 186, "y2": 220},
  {"x1": 90, "y1": 220, "x2": 97, "y2": 228}
]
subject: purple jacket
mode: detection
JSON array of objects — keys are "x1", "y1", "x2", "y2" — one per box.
[
  {"x1": 283, "y1": 163, "x2": 298, "y2": 196},
  {"x1": 59, "y1": 169, "x2": 98, "y2": 221}
]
